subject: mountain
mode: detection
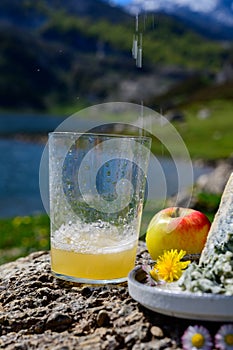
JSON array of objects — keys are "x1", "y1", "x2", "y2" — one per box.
[
  {"x1": 0, "y1": 0, "x2": 131, "y2": 28},
  {"x1": 0, "y1": 0, "x2": 133, "y2": 111},
  {"x1": 114, "y1": 0, "x2": 233, "y2": 40},
  {"x1": 0, "y1": 0, "x2": 232, "y2": 113}
]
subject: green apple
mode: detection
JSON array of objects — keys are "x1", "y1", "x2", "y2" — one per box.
[{"x1": 146, "y1": 207, "x2": 211, "y2": 260}]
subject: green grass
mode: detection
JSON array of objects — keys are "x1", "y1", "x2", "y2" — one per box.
[
  {"x1": 193, "y1": 192, "x2": 221, "y2": 222},
  {"x1": 176, "y1": 99, "x2": 233, "y2": 160},
  {"x1": 150, "y1": 99, "x2": 233, "y2": 160},
  {"x1": 0, "y1": 214, "x2": 50, "y2": 265}
]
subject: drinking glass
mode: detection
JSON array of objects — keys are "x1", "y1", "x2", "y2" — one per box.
[{"x1": 49, "y1": 132, "x2": 151, "y2": 284}]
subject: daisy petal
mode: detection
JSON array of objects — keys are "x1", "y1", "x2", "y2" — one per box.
[
  {"x1": 215, "y1": 324, "x2": 233, "y2": 350},
  {"x1": 182, "y1": 325, "x2": 213, "y2": 350}
]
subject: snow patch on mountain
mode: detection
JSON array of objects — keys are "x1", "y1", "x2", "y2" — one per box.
[
  {"x1": 107, "y1": 0, "x2": 233, "y2": 39},
  {"x1": 127, "y1": 0, "x2": 218, "y2": 14}
]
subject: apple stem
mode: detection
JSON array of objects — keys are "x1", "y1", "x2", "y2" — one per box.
[{"x1": 171, "y1": 207, "x2": 180, "y2": 218}]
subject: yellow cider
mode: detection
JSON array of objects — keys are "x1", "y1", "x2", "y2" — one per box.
[{"x1": 51, "y1": 243, "x2": 137, "y2": 281}]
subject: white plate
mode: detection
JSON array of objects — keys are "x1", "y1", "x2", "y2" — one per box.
[{"x1": 128, "y1": 266, "x2": 233, "y2": 321}]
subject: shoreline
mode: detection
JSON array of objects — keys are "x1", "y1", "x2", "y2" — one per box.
[
  {"x1": 0, "y1": 132, "x2": 228, "y2": 167},
  {"x1": 0, "y1": 132, "x2": 49, "y2": 145}
]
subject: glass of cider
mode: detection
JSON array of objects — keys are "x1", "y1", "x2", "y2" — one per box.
[{"x1": 49, "y1": 132, "x2": 151, "y2": 284}]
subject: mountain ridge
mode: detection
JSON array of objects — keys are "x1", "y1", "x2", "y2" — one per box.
[
  {"x1": 111, "y1": 0, "x2": 233, "y2": 40},
  {"x1": 0, "y1": 0, "x2": 231, "y2": 112}
]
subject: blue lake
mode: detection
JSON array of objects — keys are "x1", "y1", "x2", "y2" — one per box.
[
  {"x1": 0, "y1": 138, "x2": 45, "y2": 217},
  {"x1": 0, "y1": 113, "x2": 65, "y2": 218},
  {"x1": 0, "y1": 114, "x2": 213, "y2": 218}
]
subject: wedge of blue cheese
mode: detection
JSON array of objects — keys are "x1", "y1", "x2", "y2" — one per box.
[
  {"x1": 179, "y1": 172, "x2": 233, "y2": 295},
  {"x1": 200, "y1": 172, "x2": 233, "y2": 264}
]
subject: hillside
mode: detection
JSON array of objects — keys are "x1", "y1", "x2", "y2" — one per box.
[
  {"x1": 0, "y1": 0, "x2": 232, "y2": 112},
  {"x1": 124, "y1": 0, "x2": 233, "y2": 41}
]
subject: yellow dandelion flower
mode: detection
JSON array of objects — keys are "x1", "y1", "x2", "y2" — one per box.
[
  {"x1": 153, "y1": 249, "x2": 190, "y2": 283},
  {"x1": 150, "y1": 267, "x2": 159, "y2": 282}
]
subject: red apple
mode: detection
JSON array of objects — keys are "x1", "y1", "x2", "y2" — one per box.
[{"x1": 146, "y1": 207, "x2": 211, "y2": 260}]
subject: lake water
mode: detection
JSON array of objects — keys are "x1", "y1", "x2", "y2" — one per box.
[
  {"x1": 0, "y1": 114, "x2": 213, "y2": 218},
  {"x1": 0, "y1": 113, "x2": 65, "y2": 218}
]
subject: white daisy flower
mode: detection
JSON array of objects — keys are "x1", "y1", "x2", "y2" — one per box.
[
  {"x1": 181, "y1": 325, "x2": 213, "y2": 350},
  {"x1": 215, "y1": 324, "x2": 233, "y2": 350}
]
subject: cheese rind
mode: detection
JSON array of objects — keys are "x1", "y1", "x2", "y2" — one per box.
[{"x1": 199, "y1": 172, "x2": 233, "y2": 264}]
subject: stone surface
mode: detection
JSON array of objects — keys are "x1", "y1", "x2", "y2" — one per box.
[
  {"x1": 0, "y1": 243, "x2": 222, "y2": 349},
  {"x1": 168, "y1": 157, "x2": 233, "y2": 208},
  {"x1": 196, "y1": 158, "x2": 233, "y2": 195}
]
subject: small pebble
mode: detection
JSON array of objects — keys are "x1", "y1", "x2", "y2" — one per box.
[
  {"x1": 150, "y1": 326, "x2": 164, "y2": 338},
  {"x1": 96, "y1": 310, "x2": 110, "y2": 327}
]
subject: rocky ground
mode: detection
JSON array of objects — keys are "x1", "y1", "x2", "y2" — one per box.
[
  {"x1": 168, "y1": 157, "x2": 233, "y2": 210},
  {"x1": 0, "y1": 243, "x2": 225, "y2": 350}
]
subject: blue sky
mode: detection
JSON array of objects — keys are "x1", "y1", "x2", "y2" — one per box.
[{"x1": 111, "y1": 0, "x2": 131, "y2": 5}]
